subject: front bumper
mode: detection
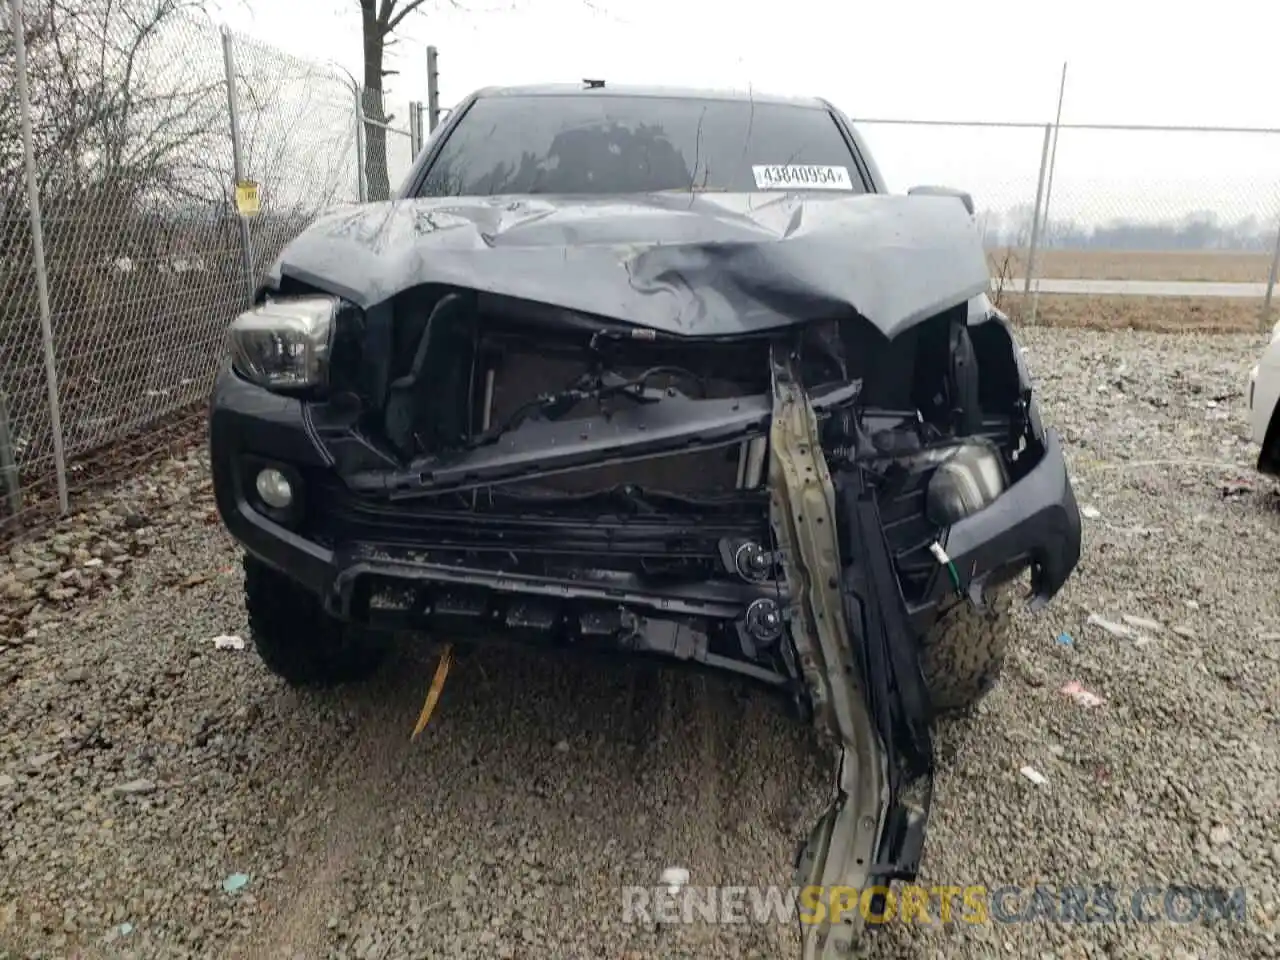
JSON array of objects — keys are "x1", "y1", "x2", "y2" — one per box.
[{"x1": 934, "y1": 427, "x2": 1080, "y2": 613}]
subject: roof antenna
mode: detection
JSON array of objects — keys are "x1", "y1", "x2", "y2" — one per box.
[{"x1": 583, "y1": 78, "x2": 605, "y2": 89}]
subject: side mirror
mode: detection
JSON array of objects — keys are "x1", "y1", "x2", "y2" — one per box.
[{"x1": 908, "y1": 185, "x2": 975, "y2": 216}]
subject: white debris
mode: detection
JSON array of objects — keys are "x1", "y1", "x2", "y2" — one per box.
[
  {"x1": 1080, "y1": 505, "x2": 1101, "y2": 520},
  {"x1": 1122, "y1": 615, "x2": 1163, "y2": 633},
  {"x1": 1110, "y1": 525, "x2": 1162, "y2": 536},
  {"x1": 660, "y1": 866, "x2": 690, "y2": 895},
  {"x1": 211, "y1": 635, "x2": 245, "y2": 651},
  {"x1": 1086, "y1": 614, "x2": 1137, "y2": 639},
  {"x1": 1019, "y1": 766, "x2": 1049, "y2": 786},
  {"x1": 112, "y1": 778, "x2": 158, "y2": 796}
]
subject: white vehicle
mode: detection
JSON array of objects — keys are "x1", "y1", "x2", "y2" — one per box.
[{"x1": 1248, "y1": 320, "x2": 1280, "y2": 473}]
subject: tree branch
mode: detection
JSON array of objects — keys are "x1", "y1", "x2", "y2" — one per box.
[{"x1": 383, "y1": 0, "x2": 432, "y2": 36}]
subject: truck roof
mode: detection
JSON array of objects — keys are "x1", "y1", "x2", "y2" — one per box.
[{"x1": 473, "y1": 82, "x2": 832, "y2": 111}]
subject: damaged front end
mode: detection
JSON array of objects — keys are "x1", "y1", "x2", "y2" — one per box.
[{"x1": 210, "y1": 193, "x2": 1081, "y2": 960}]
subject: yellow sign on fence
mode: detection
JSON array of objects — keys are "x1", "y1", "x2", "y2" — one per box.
[{"x1": 234, "y1": 179, "x2": 260, "y2": 217}]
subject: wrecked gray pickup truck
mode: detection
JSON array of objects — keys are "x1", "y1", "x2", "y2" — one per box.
[{"x1": 209, "y1": 83, "x2": 1081, "y2": 956}]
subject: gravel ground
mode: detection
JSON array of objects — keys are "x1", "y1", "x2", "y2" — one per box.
[{"x1": 1, "y1": 327, "x2": 1278, "y2": 959}]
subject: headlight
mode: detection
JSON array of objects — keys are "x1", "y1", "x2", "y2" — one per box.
[
  {"x1": 925, "y1": 440, "x2": 1009, "y2": 526},
  {"x1": 228, "y1": 295, "x2": 337, "y2": 390}
]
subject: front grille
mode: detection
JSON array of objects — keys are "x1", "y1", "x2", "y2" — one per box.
[{"x1": 304, "y1": 474, "x2": 769, "y2": 579}]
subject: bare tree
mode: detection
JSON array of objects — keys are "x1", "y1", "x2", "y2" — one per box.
[{"x1": 358, "y1": 0, "x2": 435, "y2": 201}]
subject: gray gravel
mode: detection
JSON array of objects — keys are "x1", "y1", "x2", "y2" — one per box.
[{"x1": 1, "y1": 327, "x2": 1278, "y2": 959}]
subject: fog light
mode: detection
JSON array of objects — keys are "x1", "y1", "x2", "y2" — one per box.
[{"x1": 255, "y1": 467, "x2": 294, "y2": 509}]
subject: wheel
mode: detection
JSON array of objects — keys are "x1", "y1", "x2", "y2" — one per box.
[
  {"x1": 919, "y1": 586, "x2": 1014, "y2": 717},
  {"x1": 242, "y1": 554, "x2": 388, "y2": 687}
]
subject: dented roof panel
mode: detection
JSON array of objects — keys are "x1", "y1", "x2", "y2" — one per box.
[{"x1": 264, "y1": 191, "x2": 992, "y2": 340}]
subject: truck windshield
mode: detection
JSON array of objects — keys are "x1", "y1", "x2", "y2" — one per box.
[{"x1": 414, "y1": 93, "x2": 865, "y2": 197}]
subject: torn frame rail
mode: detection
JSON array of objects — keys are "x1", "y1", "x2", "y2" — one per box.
[{"x1": 767, "y1": 344, "x2": 888, "y2": 960}]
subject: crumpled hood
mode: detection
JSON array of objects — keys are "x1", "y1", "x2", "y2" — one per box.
[{"x1": 263, "y1": 191, "x2": 992, "y2": 339}]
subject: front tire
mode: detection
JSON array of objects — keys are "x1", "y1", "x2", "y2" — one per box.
[
  {"x1": 919, "y1": 587, "x2": 1014, "y2": 717},
  {"x1": 243, "y1": 554, "x2": 388, "y2": 687}
]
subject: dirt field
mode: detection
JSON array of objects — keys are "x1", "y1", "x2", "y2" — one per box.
[
  {"x1": 996, "y1": 293, "x2": 1268, "y2": 334},
  {"x1": 987, "y1": 248, "x2": 1274, "y2": 284}
]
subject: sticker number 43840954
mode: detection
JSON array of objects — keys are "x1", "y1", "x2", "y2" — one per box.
[{"x1": 751, "y1": 164, "x2": 853, "y2": 191}]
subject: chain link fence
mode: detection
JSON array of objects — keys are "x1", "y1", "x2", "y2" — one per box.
[{"x1": 0, "y1": 0, "x2": 431, "y2": 539}]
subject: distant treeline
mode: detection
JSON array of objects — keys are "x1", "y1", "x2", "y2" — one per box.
[{"x1": 980, "y1": 206, "x2": 1277, "y2": 252}]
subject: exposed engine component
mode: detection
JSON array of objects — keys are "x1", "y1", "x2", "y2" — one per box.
[
  {"x1": 744, "y1": 597, "x2": 784, "y2": 644},
  {"x1": 734, "y1": 541, "x2": 774, "y2": 582}
]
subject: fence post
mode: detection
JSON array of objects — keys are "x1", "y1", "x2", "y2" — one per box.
[
  {"x1": 1024, "y1": 124, "x2": 1051, "y2": 297},
  {"x1": 1029, "y1": 62, "x2": 1069, "y2": 327},
  {"x1": 1262, "y1": 217, "x2": 1280, "y2": 331},
  {"x1": 221, "y1": 29, "x2": 256, "y2": 306},
  {"x1": 354, "y1": 83, "x2": 368, "y2": 202},
  {"x1": 409, "y1": 99, "x2": 422, "y2": 156},
  {"x1": 0, "y1": 390, "x2": 22, "y2": 518},
  {"x1": 426, "y1": 45, "x2": 440, "y2": 132},
  {"x1": 10, "y1": 0, "x2": 69, "y2": 514}
]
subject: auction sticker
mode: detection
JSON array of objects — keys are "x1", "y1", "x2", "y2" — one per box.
[{"x1": 752, "y1": 164, "x2": 852, "y2": 190}]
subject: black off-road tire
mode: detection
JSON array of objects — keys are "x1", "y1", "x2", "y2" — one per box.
[
  {"x1": 243, "y1": 554, "x2": 388, "y2": 687},
  {"x1": 919, "y1": 587, "x2": 1014, "y2": 717}
]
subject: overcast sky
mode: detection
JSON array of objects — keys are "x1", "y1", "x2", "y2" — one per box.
[{"x1": 211, "y1": 0, "x2": 1280, "y2": 226}]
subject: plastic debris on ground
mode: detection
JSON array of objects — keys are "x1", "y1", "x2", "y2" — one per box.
[
  {"x1": 211, "y1": 635, "x2": 245, "y2": 651},
  {"x1": 1221, "y1": 479, "x2": 1252, "y2": 499},
  {"x1": 1110, "y1": 524, "x2": 1162, "y2": 537},
  {"x1": 1056, "y1": 631, "x2": 1074, "y2": 646},
  {"x1": 1086, "y1": 614, "x2": 1137, "y2": 639},
  {"x1": 1080, "y1": 505, "x2": 1101, "y2": 520},
  {"x1": 1121, "y1": 614, "x2": 1163, "y2": 633},
  {"x1": 1060, "y1": 681, "x2": 1106, "y2": 708},
  {"x1": 1086, "y1": 613, "x2": 1156, "y2": 646},
  {"x1": 104, "y1": 921, "x2": 135, "y2": 943},
  {"x1": 222, "y1": 872, "x2": 250, "y2": 894},
  {"x1": 1019, "y1": 766, "x2": 1049, "y2": 786},
  {"x1": 660, "y1": 866, "x2": 690, "y2": 895},
  {"x1": 410, "y1": 644, "x2": 454, "y2": 740}
]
